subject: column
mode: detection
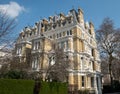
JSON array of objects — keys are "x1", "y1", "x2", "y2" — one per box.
[
  {"x1": 68, "y1": 72, "x2": 74, "y2": 85},
  {"x1": 77, "y1": 74, "x2": 81, "y2": 89},
  {"x1": 98, "y1": 76, "x2": 102, "y2": 94},
  {"x1": 38, "y1": 22, "x2": 41, "y2": 35},
  {"x1": 68, "y1": 72, "x2": 74, "y2": 91},
  {"x1": 94, "y1": 75, "x2": 98, "y2": 94}
]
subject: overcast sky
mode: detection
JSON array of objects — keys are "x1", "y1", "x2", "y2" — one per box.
[{"x1": 0, "y1": 0, "x2": 120, "y2": 36}]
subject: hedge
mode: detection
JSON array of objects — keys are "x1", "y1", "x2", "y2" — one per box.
[
  {"x1": 0, "y1": 79, "x2": 67, "y2": 94},
  {"x1": 0, "y1": 79, "x2": 34, "y2": 94}
]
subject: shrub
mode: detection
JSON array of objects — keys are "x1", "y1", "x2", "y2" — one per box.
[
  {"x1": 78, "y1": 89, "x2": 89, "y2": 94},
  {"x1": 1, "y1": 70, "x2": 28, "y2": 79},
  {"x1": 103, "y1": 80, "x2": 120, "y2": 93}
]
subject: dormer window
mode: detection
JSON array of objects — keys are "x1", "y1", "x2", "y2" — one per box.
[
  {"x1": 68, "y1": 19, "x2": 71, "y2": 24},
  {"x1": 30, "y1": 32, "x2": 32, "y2": 36},
  {"x1": 62, "y1": 21, "x2": 66, "y2": 26},
  {"x1": 67, "y1": 31, "x2": 69, "y2": 35},
  {"x1": 89, "y1": 29, "x2": 92, "y2": 35},
  {"x1": 53, "y1": 24, "x2": 56, "y2": 29},
  {"x1": 22, "y1": 35, "x2": 25, "y2": 38},
  {"x1": 58, "y1": 22, "x2": 61, "y2": 27}
]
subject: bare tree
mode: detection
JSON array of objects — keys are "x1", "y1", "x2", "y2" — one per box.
[
  {"x1": 10, "y1": 57, "x2": 31, "y2": 71},
  {"x1": 36, "y1": 40, "x2": 69, "y2": 82},
  {"x1": 101, "y1": 57, "x2": 109, "y2": 75},
  {"x1": 112, "y1": 50, "x2": 120, "y2": 81},
  {"x1": 45, "y1": 47, "x2": 69, "y2": 82},
  {"x1": 96, "y1": 17, "x2": 120, "y2": 85},
  {"x1": 0, "y1": 55, "x2": 33, "y2": 79},
  {"x1": 0, "y1": 10, "x2": 16, "y2": 50},
  {"x1": 112, "y1": 58, "x2": 120, "y2": 81}
]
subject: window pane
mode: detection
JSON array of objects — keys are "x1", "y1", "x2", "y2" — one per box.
[
  {"x1": 67, "y1": 31, "x2": 69, "y2": 35},
  {"x1": 70, "y1": 30, "x2": 72, "y2": 35},
  {"x1": 82, "y1": 76, "x2": 84, "y2": 87},
  {"x1": 91, "y1": 77, "x2": 94, "y2": 87}
]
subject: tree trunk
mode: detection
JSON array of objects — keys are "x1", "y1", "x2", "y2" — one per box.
[{"x1": 108, "y1": 54, "x2": 113, "y2": 86}]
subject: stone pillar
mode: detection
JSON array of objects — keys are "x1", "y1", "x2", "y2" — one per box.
[
  {"x1": 68, "y1": 72, "x2": 74, "y2": 84},
  {"x1": 69, "y1": 53, "x2": 74, "y2": 69},
  {"x1": 38, "y1": 22, "x2": 41, "y2": 35},
  {"x1": 85, "y1": 76, "x2": 88, "y2": 88},
  {"x1": 94, "y1": 75, "x2": 98, "y2": 94},
  {"x1": 68, "y1": 72, "x2": 74, "y2": 91},
  {"x1": 88, "y1": 77, "x2": 90, "y2": 88},
  {"x1": 98, "y1": 76, "x2": 102, "y2": 94},
  {"x1": 74, "y1": 54, "x2": 80, "y2": 70},
  {"x1": 76, "y1": 38, "x2": 80, "y2": 52},
  {"x1": 77, "y1": 74, "x2": 81, "y2": 89}
]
